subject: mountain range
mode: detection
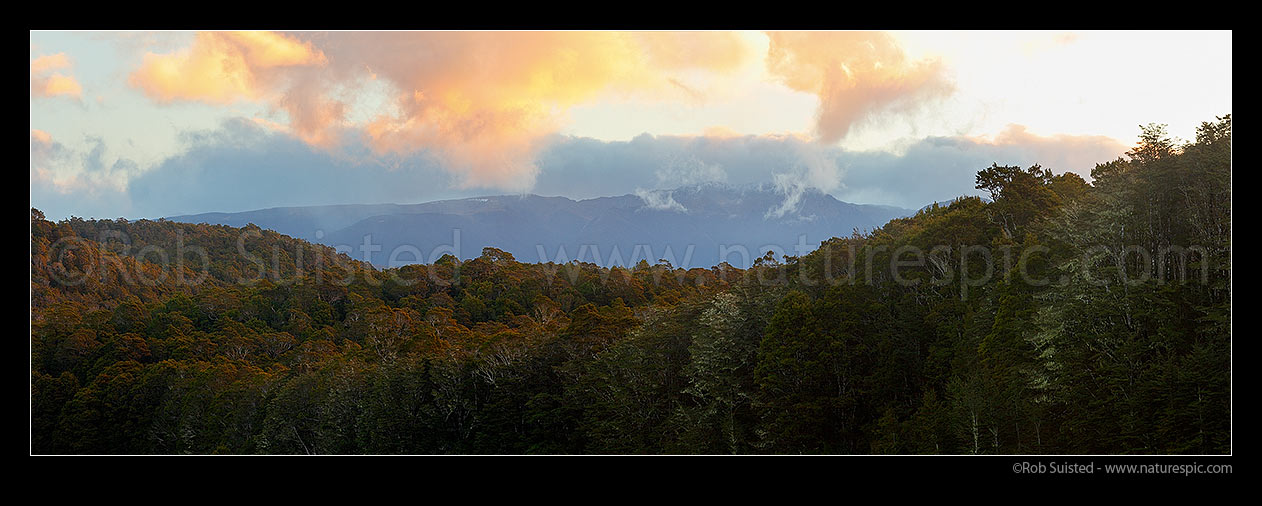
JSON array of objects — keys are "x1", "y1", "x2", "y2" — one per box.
[{"x1": 166, "y1": 183, "x2": 915, "y2": 269}]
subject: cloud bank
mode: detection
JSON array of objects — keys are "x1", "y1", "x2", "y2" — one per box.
[{"x1": 30, "y1": 118, "x2": 1126, "y2": 221}]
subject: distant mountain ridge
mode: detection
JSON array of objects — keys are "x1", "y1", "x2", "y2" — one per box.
[
  {"x1": 916, "y1": 195, "x2": 989, "y2": 214},
  {"x1": 167, "y1": 183, "x2": 915, "y2": 269}
]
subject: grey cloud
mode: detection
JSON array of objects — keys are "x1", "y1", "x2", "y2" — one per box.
[
  {"x1": 32, "y1": 119, "x2": 1127, "y2": 221},
  {"x1": 535, "y1": 131, "x2": 1125, "y2": 209},
  {"x1": 31, "y1": 133, "x2": 139, "y2": 219},
  {"x1": 125, "y1": 119, "x2": 484, "y2": 218}
]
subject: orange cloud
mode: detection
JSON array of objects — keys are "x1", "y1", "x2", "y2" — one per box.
[
  {"x1": 344, "y1": 31, "x2": 754, "y2": 189},
  {"x1": 764, "y1": 31, "x2": 951, "y2": 144},
  {"x1": 30, "y1": 53, "x2": 82, "y2": 99},
  {"x1": 130, "y1": 31, "x2": 755, "y2": 191},
  {"x1": 30, "y1": 53, "x2": 71, "y2": 73},
  {"x1": 128, "y1": 31, "x2": 327, "y2": 104},
  {"x1": 42, "y1": 75, "x2": 82, "y2": 96},
  {"x1": 31, "y1": 129, "x2": 53, "y2": 144}
]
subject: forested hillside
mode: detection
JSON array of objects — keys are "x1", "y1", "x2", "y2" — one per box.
[
  {"x1": 166, "y1": 183, "x2": 913, "y2": 269},
  {"x1": 30, "y1": 116, "x2": 1231, "y2": 454}
]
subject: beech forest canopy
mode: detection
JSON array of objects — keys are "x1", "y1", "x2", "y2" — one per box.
[{"x1": 30, "y1": 117, "x2": 1230, "y2": 454}]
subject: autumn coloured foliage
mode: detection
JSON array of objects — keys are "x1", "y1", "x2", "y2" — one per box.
[{"x1": 31, "y1": 117, "x2": 1230, "y2": 454}]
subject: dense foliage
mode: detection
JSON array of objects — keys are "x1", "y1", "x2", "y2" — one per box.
[{"x1": 30, "y1": 117, "x2": 1230, "y2": 454}]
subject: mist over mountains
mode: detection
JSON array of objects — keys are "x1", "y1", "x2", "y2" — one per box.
[{"x1": 167, "y1": 183, "x2": 915, "y2": 269}]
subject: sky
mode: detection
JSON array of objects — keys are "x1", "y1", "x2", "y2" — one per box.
[{"x1": 30, "y1": 30, "x2": 1232, "y2": 220}]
